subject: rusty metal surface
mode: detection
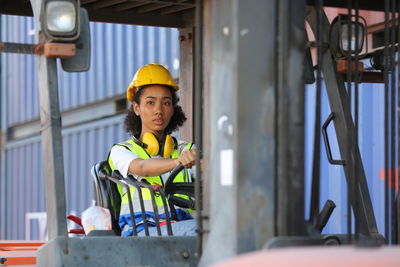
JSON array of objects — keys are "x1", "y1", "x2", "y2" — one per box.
[
  {"x1": 43, "y1": 43, "x2": 76, "y2": 59},
  {"x1": 0, "y1": 42, "x2": 43, "y2": 55},
  {"x1": 0, "y1": 42, "x2": 77, "y2": 58}
]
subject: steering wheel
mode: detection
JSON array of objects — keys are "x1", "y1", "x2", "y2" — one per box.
[{"x1": 164, "y1": 164, "x2": 196, "y2": 210}]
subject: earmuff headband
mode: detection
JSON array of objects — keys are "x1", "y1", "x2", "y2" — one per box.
[{"x1": 133, "y1": 133, "x2": 176, "y2": 158}]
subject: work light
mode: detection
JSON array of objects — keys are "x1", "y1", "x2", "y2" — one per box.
[
  {"x1": 42, "y1": 0, "x2": 80, "y2": 41},
  {"x1": 329, "y1": 14, "x2": 366, "y2": 58}
]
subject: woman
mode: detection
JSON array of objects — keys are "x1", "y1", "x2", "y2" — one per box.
[{"x1": 108, "y1": 62, "x2": 196, "y2": 236}]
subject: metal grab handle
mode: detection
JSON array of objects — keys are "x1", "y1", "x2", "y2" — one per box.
[
  {"x1": 155, "y1": 186, "x2": 174, "y2": 236},
  {"x1": 125, "y1": 175, "x2": 150, "y2": 236},
  {"x1": 322, "y1": 112, "x2": 345, "y2": 165},
  {"x1": 134, "y1": 180, "x2": 162, "y2": 236},
  {"x1": 110, "y1": 171, "x2": 169, "y2": 236},
  {"x1": 106, "y1": 172, "x2": 138, "y2": 236}
]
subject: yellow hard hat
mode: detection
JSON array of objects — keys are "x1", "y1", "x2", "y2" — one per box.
[{"x1": 126, "y1": 62, "x2": 179, "y2": 102}]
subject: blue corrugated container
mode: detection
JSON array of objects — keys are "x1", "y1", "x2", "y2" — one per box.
[
  {"x1": 304, "y1": 80, "x2": 397, "y2": 236},
  {"x1": 0, "y1": 115, "x2": 128, "y2": 240},
  {"x1": 0, "y1": 14, "x2": 180, "y2": 240},
  {"x1": 1, "y1": 15, "x2": 179, "y2": 126}
]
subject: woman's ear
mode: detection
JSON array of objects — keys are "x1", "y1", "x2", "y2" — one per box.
[{"x1": 133, "y1": 102, "x2": 140, "y2": 116}]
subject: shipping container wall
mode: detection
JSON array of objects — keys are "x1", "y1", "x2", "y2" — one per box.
[
  {"x1": 304, "y1": 80, "x2": 397, "y2": 236},
  {"x1": 0, "y1": 15, "x2": 179, "y2": 127},
  {"x1": 0, "y1": 115, "x2": 128, "y2": 240},
  {"x1": 0, "y1": 14, "x2": 180, "y2": 240}
]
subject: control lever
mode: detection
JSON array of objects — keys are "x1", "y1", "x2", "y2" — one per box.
[{"x1": 314, "y1": 200, "x2": 336, "y2": 233}]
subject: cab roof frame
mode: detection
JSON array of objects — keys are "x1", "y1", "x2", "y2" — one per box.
[{"x1": 0, "y1": 0, "x2": 392, "y2": 28}]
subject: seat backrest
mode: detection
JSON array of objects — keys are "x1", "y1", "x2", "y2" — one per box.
[{"x1": 90, "y1": 161, "x2": 121, "y2": 235}]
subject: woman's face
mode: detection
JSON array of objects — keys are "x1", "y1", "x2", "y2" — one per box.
[{"x1": 133, "y1": 85, "x2": 174, "y2": 138}]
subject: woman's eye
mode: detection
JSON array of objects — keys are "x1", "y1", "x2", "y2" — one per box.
[
  {"x1": 164, "y1": 101, "x2": 172, "y2": 106},
  {"x1": 146, "y1": 101, "x2": 154, "y2": 105}
]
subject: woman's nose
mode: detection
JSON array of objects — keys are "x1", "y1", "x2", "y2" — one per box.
[{"x1": 154, "y1": 102, "x2": 163, "y2": 114}]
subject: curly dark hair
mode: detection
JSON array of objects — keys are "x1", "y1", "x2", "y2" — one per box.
[{"x1": 124, "y1": 85, "x2": 187, "y2": 138}]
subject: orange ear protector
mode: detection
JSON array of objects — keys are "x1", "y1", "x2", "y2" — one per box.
[{"x1": 134, "y1": 132, "x2": 177, "y2": 158}]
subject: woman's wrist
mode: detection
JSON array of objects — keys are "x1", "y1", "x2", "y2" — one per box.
[{"x1": 173, "y1": 158, "x2": 180, "y2": 167}]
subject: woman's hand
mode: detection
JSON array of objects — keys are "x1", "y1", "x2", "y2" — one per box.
[
  {"x1": 177, "y1": 149, "x2": 196, "y2": 169},
  {"x1": 129, "y1": 149, "x2": 197, "y2": 177}
]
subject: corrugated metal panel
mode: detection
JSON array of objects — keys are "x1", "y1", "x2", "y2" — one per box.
[
  {"x1": 304, "y1": 81, "x2": 392, "y2": 235},
  {"x1": 1, "y1": 15, "x2": 179, "y2": 127},
  {"x1": 1, "y1": 138, "x2": 44, "y2": 240},
  {"x1": 0, "y1": 115, "x2": 128, "y2": 240},
  {"x1": 1, "y1": 15, "x2": 37, "y2": 127}
]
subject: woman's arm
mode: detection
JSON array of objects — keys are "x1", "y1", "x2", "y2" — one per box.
[
  {"x1": 129, "y1": 158, "x2": 179, "y2": 177},
  {"x1": 128, "y1": 149, "x2": 196, "y2": 177}
]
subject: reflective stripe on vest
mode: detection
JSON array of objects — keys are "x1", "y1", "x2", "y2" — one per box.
[{"x1": 108, "y1": 139, "x2": 193, "y2": 225}]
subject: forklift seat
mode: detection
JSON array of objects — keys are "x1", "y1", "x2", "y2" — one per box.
[
  {"x1": 90, "y1": 161, "x2": 121, "y2": 235},
  {"x1": 90, "y1": 161, "x2": 197, "y2": 237}
]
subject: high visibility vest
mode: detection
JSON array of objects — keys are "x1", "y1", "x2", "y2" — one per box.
[{"x1": 108, "y1": 138, "x2": 193, "y2": 226}]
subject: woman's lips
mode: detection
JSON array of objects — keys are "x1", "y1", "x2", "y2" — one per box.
[{"x1": 153, "y1": 118, "x2": 164, "y2": 125}]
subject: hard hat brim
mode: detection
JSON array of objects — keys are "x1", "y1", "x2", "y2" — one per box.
[{"x1": 126, "y1": 83, "x2": 179, "y2": 102}]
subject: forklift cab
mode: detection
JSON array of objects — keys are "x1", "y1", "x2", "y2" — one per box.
[{"x1": 2, "y1": 0, "x2": 400, "y2": 266}]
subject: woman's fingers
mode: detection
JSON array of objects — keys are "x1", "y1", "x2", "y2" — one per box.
[
  {"x1": 180, "y1": 152, "x2": 192, "y2": 168},
  {"x1": 179, "y1": 149, "x2": 196, "y2": 168}
]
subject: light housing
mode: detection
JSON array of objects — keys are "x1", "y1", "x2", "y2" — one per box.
[
  {"x1": 41, "y1": 0, "x2": 80, "y2": 41},
  {"x1": 329, "y1": 14, "x2": 367, "y2": 59},
  {"x1": 61, "y1": 8, "x2": 91, "y2": 72}
]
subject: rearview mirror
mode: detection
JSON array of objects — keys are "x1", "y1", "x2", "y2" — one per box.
[{"x1": 61, "y1": 8, "x2": 91, "y2": 72}]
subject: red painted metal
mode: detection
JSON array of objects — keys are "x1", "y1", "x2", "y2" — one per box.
[
  {"x1": 214, "y1": 247, "x2": 400, "y2": 267},
  {"x1": 0, "y1": 241, "x2": 44, "y2": 266}
]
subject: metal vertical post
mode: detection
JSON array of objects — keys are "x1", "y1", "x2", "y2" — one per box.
[
  {"x1": 309, "y1": 0, "x2": 323, "y2": 227},
  {"x1": 200, "y1": 0, "x2": 212, "y2": 258},
  {"x1": 397, "y1": 0, "x2": 400, "y2": 244},
  {"x1": 194, "y1": 0, "x2": 204, "y2": 258},
  {"x1": 346, "y1": 0, "x2": 354, "y2": 243},
  {"x1": 384, "y1": 0, "x2": 390, "y2": 243},
  {"x1": 354, "y1": 0, "x2": 360, "y2": 240},
  {"x1": 200, "y1": 0, "x2": 277, "y2": 264},
  {"x1": 390, "y1": 0, "x2": 397, "y2": 245},
  {"x1": 30, "y1": 0, "x2": 68, "y2": 240},
  {"x1": 0, "y1": 13, "x2": 6, "y2": 239},
  {"x1": 276, "y1": 0, "x2": 307, "y2": 236},
  {"x1": 178, "y1": 27, "x2": 193, "y2": 142},
  {"x1": 390, "y1": 0, "x2": 397, "y2": 244}
]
